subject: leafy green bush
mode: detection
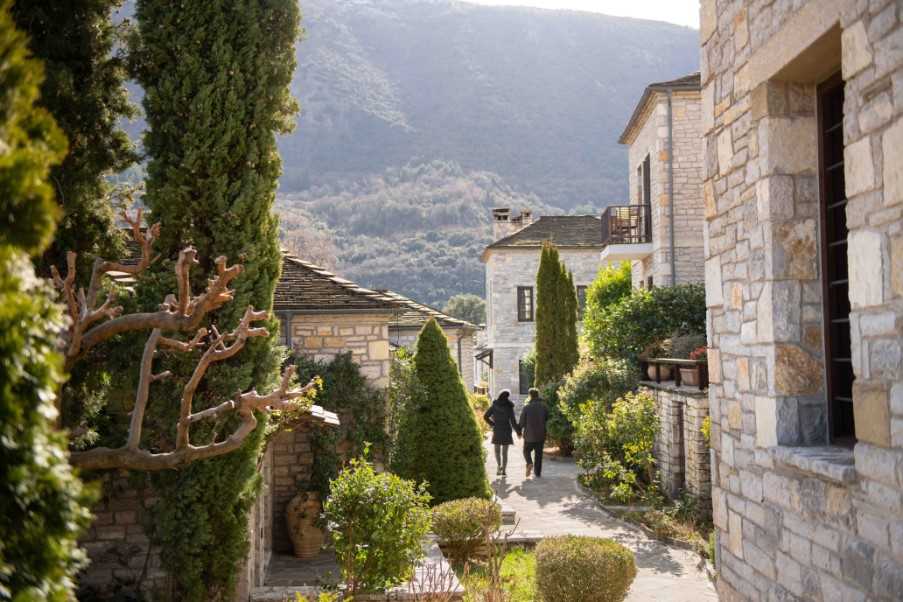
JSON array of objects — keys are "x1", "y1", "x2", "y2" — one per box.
[
  {"x1": 325, "y1": 456, "x2": 431, "y2": 594},
  {"x1": 0, "y1": 8, "x2": 95, "y2": 599},
  {"x1": 585, "y1": 284, "x2": 706, "y2": 361},
  {"x1": 431, "y1": 498, "x2": 501, "y2": 563},
  {"x1": 576, "y1": 391, "x2": 658, "y2": 504},
  {"x1": 391, "y1": 319, "x2": 490, "y2": 504},
  {"x1": 386, "y1": 348, "x2": 423, "y2": 463},
  {"x1": 584, "y1": 262, "x2": 632, "y2": 318},
  {"x1": 535, "y1": 536, "x2": 636, "y2": 602},
  {"x1": 469, "y1": 392, "x2": 492, "y2": 435},
  {"x1": 558, "y1": 359, "x2": 639, "y2": 425},
  {"x1": 292, "y1": 352, "x2": 386, "y2": 498},
  {"x1": 541, "y1": 380, "x2": 573, "y2": 455},
  {"x1": 669, "y1": 333, "x2": 708, "y2": 359}
]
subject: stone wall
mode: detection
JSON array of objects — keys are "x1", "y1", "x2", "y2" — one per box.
[
  {"x1": 643, "y1": 382, "x2": 711, "y2": 500},
  {"x1": 485, "y1": 247, "x2": 601, "y2": 404},
  {"x1": 289, "y1": 313, "x2": 392, "y2": 388},
  {"x1": 269, "y1": 421, "x2": 317, "y2": 554},
  {"x1": 701, "y1": 1, "x2": 903, "y2": 600},
  {"x1": 627, "y1": 92, "x2": 706, "y2": 288}
]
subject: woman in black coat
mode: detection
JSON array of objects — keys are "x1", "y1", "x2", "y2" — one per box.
[{"x1": 483, "y1": 390, "x2": 520, "y2": 476}]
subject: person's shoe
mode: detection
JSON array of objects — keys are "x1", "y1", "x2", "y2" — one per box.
[
  {"x1": 496, "y1": 466, "x2": 502, "y2": 475},
  {"x1": 525, "y1": 463, "x2": 533, "y2": 478},
  {"x1": 534, "y1": 473, "x2": 541, "y2": 478},
  {"x1": 501, "y1": 468, "x2": 506, "y2": 476}
]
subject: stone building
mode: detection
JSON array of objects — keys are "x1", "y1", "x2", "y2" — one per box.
[
  {"x1": 378, "y1": 289, "x2": 479, "y2": 392},
  {"x1": 608, "y1": 72, "x2": 706, "y2": 288},
  {"x1": 482, "y1": 209, "x2": 603, "y2": 404},
  {"x1": 700, "y1": 1, "x2": 903, "y2": 600}
]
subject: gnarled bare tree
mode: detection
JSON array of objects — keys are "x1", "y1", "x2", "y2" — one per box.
[{"x1": 52, "y1": 210, "x2": 317, "y2": 471}]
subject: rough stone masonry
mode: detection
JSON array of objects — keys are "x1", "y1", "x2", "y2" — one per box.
[{"x1": 701, "y1": 0, "x2": 903, "y2": 600}]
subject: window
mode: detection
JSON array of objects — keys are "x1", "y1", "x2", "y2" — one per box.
[
  {"x1": 576, "y1": 285, "x2": 588, "y2": 316},
  {"x1": 642, "y1": 154, "x2": 651, "y2": 206},
  {"x1": 818, "y1": 73, "x2": 854, "y2": 443},
  {"x1": 646, "y1": 275, "x2": 653, "y2": 289},
  {"x1": 517, "y1": 286, "x2": 534, "y2": 322},
  {"x1": 519, "y1": 359, "x2": 534, "y2": 395},
  {"x1": 636, "y1": 164, "x2": 643, "y2": 204}
]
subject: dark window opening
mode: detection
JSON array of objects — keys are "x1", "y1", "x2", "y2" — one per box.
[
  {"x1": 517, "y1": 286, "x2": 534, "y2": 322},
  {"x1": 576, "y1": 285, "x2": 588, "y2": 317},
  {"x1": 642, "y1": 154, "x2": 651, "y2": 207},
  {"x1": 646, "y1": 275, "x2": 653, "y2": 289},
  {"x1": 519, "y1": 359, "x2": 534, "y2": 395},
  {"x1": 818, "y1": 72, "x2": 855, "y2": 443}
]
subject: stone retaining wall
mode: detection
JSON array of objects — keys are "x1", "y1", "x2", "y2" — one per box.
[{"x1": 643, "y1": 382, "x2": 711, "y2": 501}]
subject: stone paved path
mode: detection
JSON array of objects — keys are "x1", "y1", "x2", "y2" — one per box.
[{"x1": 485, "y1": 438, "x2": 718, "y2": 601}]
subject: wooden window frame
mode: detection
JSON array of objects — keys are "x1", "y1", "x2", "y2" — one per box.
[{"x1": 516, "y1": 286, "x2": 534, "y2": 322}]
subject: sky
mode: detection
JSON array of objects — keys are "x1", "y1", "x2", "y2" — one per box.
[{"x1": 465, "y1": 0, "x2": 700, "y2": 28}]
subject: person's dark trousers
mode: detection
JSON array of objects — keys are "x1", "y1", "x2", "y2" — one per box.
[{"x1": 523, "y1": 440, "x2": 544, "y2": 477}]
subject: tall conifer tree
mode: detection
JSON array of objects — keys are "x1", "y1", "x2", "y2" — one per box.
[
  {"x1": 563, "y1": 268, "x2": 579, "y2": 373},
  {"x1": 10, "y1": 0, "x2": 135, "y2": 275},
  {"x1": 535, "y1": 243, "x2": 579, "y2": 386},
  {"x1": 391, "y1": 319, "x2": 490, "y2": 504},
  {"x1": 0, "y1": 4, "x2": 93, "y2": 597},
  {"x1": 131, "y1": 1, "x2": 300, "y2": 598}
]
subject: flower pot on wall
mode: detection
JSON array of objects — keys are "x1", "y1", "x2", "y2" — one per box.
[
  {"x1": 286, "y1": 491, "x2": 324, "y2": 560},
  {"x1": 680, "y1": 367, "x2": 700, "y2": 387},
  {"x1": 646, "y1": 364, "x2": 673, "y2": 381}
]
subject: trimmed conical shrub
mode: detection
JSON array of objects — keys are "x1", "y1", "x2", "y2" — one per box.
[
  {"x1": 535, "y1": 242, "x2": 579, "y2": 387},
  {"x1": 391, "y1": 319, "x2": 490, "y2": 504}
]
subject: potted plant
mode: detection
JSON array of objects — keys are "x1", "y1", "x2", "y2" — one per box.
[
  {"x1": 286, "y1": 490, "x2": 325, "y2": 560},
  {"x1": 681, "y1": 346, "x2": 708, "y2": 387},
  {"x1": 640, "y1": 340, "x2": 672, "y2": 381}
]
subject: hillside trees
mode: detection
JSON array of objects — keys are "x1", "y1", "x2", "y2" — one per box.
[
  {"x1": 443, "y1": 293, "x2": 485, "y2": 325},
  {"x1": 534, "y1": 242, "x2": 578, "y2": 387},
  {"x1": 0, "y1": 5, "x2": 93, "y2": 598},
  {"x1": 10, "y1": 0, "x2": 135, "y2": 276},
  {"x1": 126, "y1": 0, "x2": 301, "y2": 598},
  {"x1": 391, "y1": 319, "x2": 490, "y2": 504}
]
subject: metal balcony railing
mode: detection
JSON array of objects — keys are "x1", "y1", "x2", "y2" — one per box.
[{"x1": 600, "y1": 204, "x2": 653, "y2": 246}]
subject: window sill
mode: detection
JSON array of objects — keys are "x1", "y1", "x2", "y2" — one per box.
[{"x1": 768, "y1": 446, "x2": 856, "y2": 485}]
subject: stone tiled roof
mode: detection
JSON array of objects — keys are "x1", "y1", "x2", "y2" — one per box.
[
  {"x1": 485, "y1": 215, "x2": 603, "y2": 250},
  {"x1": 618, "y1": 71, "x2": 702, "y2": 144},
  {"x1": 274, "y1": 255, "x2": 402, "y2": 313},
  {"x1": 378, "y1": 290, "x2": 479, "y2": 331}
]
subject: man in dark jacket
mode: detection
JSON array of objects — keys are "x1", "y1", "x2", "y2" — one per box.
[
  {"x1": 483, "y1": 390, "x2": 520, "y2": 476},
  {"x1": 518, "y1": 388, "x2": 549, "y2": 478}
]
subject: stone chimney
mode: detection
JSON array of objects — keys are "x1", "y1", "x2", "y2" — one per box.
[{"x1": 492, "y1": 208, "x2": 512, "y2": 240}]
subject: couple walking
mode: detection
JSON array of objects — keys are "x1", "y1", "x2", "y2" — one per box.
[{"x1": 483, "y1": 387, "x2": 548, "y2": 478}]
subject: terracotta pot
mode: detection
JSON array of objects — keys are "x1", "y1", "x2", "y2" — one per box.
[
  {"x1": 680, "y1": 367, "x2": 700, "y2": 387},
  {"x1": 286, "y1": 491, "x2": 324, "y2": 560},
  {"x1": 646, "y1": 364, "x2": 673, "y2": 381}
]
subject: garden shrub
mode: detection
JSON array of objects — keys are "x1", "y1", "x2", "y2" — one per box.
[
  {"x1": 431, "y1": 497, "x2": 501, "y2": 564},
  {"x1": 535, "y1": 536, "x2": 636, "y2": 602},
  {"x1": 391, "y1": 319, "x2": 491, "y2": 504},
  {"x1": 582, "y1": 261, "x2": 632, "y2": 344},
  {"x1": 386, "y1": 348, "x2": 423, "y2": 462},
  {"x1": 292, "y1": 352, "x2": 386, "y2": 498},
  {"x1": 324, "y1": 456, "x2": 432, "y2": 594},
  {"x1": 670, "y1": 333, "x2": 708, "y2": 359},
  {"x1": 558, "y1": 359, "x2": 639, "y2": 426},
  {"x1": 0, "y1": 8, "x2": 95, "y2": 599},
  {"x1": 541, "y1": 380, "x2": 574, "y2": 455},
  {"x1": 585, "y1": 284, "x2": 706, "y2": 361},
  {"x1": 576, "y1": 390, "x2": 658, "y2": 504},
  {"x1": 469, "y1": 392, "x2": 492, "y2": 435}
]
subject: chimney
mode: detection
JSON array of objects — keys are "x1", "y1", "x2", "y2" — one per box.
[
  {"x1": 519, "y1": 210, "x2": 533, "y2": 226},
  {"x1": 492, "y1": 208, "x2": 512, "y2": 240}
]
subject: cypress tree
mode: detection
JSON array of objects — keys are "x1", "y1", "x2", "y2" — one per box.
[
  {"x1": 392, "y1": 319, "x2": 490, "y2": 504},
  {"x1": 0, "y1": 4, "x2": 94, "y2": 597},
  {"x1": 10, "y1": 0, "x2": 136, "y2": 275},
  {"x1": 131, "y1": 1, "x2": 300, "y2": 598},
  {"x1": 534, "y1": 242, "x2": 557, "y2": 386},
  {"x1": 563, "y1": 268, "x2": 579, "y2": 374}
]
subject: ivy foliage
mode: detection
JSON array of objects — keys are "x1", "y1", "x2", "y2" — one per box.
[
  {"x1": 0, "y1": 4, "x2": 95, "y2": 598},
  {"x1": 534, "y1": 242, "x2": 578, "y2": 387},
  {"x1": 292, "y1": 352, "x2": 386, "y2": 499},
  {"x1": 324, "y1": 456, "x2": 432, "y2": 594},
  {"x1": 584, "y1": 283, "x2": 706, "y2": 361},
  {"x1": 391, "y1": 319, "x2": 490, "y2": 504},
  {"x1": 11, "y1": 0, "x2": 135, "y2": 279}
]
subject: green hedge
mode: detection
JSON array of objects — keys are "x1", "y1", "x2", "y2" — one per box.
[
  {"x1": 431, "y1": 497, "x2": 501, "y2": 563},
  {"x1": 535, "y1": 536, "x2": 636, "y2": 602}
]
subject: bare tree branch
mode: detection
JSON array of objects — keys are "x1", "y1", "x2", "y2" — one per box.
[{"x1": 55, "y1": 213, "x2": 332, "y2": 472}]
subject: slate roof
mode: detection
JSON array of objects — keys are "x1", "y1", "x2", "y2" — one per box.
[
  {"x1": 485, "y1": 215, "x2": 603, "y2": 251},
  {"x1": 274, "y1": 255, "x2": 401, "y2": 313},
  {"x1": 378, "y1": 290, "x2": 479, "y2": 331},
  {"x1": 619, "y1": 72, "x2": 702, "y2": 144}
]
